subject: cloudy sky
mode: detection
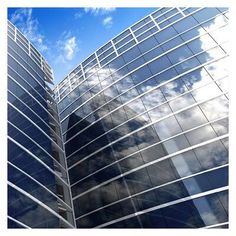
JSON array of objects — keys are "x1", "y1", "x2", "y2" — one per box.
[{"x1": 8, "y1": 7, "x2": 156, "y2": 85}]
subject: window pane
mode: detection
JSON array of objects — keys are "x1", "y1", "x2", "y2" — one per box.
[
  {"x1": 191, "y1": 82, "x2": 222, "y2": 102},
  {"x1": 171, "y1": 150, "x2": 202, "y2": 177},
  {"x1": 142, "y1": 88, "x2": 166, "y2": 110},
  {"x1": 138, "y1": 36, "x2": 158, "y2": 54},
  {"x1": 173, "y1": 16, "x2": 198, "y2": 34},
  {"x1": 200, "y1": 95, "x2": 228, "y2": 121},
  {"x1": 169, "y1": 93, "x2": 196, "y2": 112},
  {"x1": 185, "y1": 124, "x2": 217, "y2": 146},
  {"x1": 131, "y1": 65, "x2": 152, "y2": 85},
  {"x1": 194, "y1": 140, "x2": 228, "y2": 169},
  {"x1": 192, "y1": 8, "x2": 220, "y2": 24},
  {"x1": 148, "y1": 55, "x2": 172, "y2": 75},
  {"x1": 154, "y1": 26, "x2": 177, "y2": 43},
  {"x1": 175, "y1": 106, "x2": 208, "y2": 131},
  {"x1": 167, "y1": 45, "x2": 193, "y2": 65},
  {"x1": 148, "y1": 103, "x2": 172, "y2": 122},
  {"x1": 154, "y1": 116, "x2": 182, "y2": 140}
]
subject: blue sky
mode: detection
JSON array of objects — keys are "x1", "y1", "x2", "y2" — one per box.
[{"x1": 8, "y1": 7, "x2": 157, "y2": 85}]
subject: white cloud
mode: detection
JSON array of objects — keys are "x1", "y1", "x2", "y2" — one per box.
[
  {"x1": 56, "y1": 32, "x2": 79, "y2": 63},
  {"x1": 64, "y1": 36, "x2": 77, "y2": 60},
  {"x1": 84, "y1": 7, "x2": 116, "y2": 16},
  {"x1": 102, "y1": 16, "x2": 113, "y2": 28},
  {"x1": 74, "y1": 12, "x2": 83, "y2": 19},
  {"x1": 10, "y1": 8, "x2": 48, "y2": 52}
]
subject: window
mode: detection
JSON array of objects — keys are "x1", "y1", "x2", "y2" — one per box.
[
  {"x1": 192, "y1": 8, "x2": 220, "y2": 24},
  {"x1": 143, "y1": 46, "x2": 164, "y2": 62},
  {"x1": 175, "y1": 57, "x2": 200, "y2": 74},
  {"x1": 161, "y1": 36, "x2": 184, "y2": 51},
  {"x1": 180, "y1": 25, "x2": 203, "y2": 41},
  {"x1": 148, "y1": 103, "x2": 172, "y2": 122},
  {"x1": 161, "y1": 78, "x2": 188, "y2": 100},
  {"x1": 173, "y1": 15, "x2": 199, "y2": 34},
  {"x1": 122, "y1": 46, "x2": 141, "y2": 63},
  {"x1": 200, "y1": 95, "x2": 228, "y2": 121},
  {"x1": 127, "y1": 57, "x2": 145, "y2": 72},
  {"x1": 185, "y1": 124, "x2": 217, "y2": 146},
  {"x1": 171, "y1": 150, "x2": 202, "y2": 178},
  {"x1": 142, "y1": 88, "x2": 166, "y2": 110},
  {"x1": 162, "y1": 134, "x2": 189, "y2": 154},
  {"x1": 167, "y1": 45, "x2": 193, "y2": 65},
  {"x1": 196, "y1": 46, "x2": 226, "y2": 64},
  {"x1": 204, "y1": 57, "x2": 228, "y2": 80},
  {"x1": 154, "y1": 116, "x2": 182, "y2": 140},
  {"x1": 169, "y1": 93, "x2": 196, "y2": 112},
  {"x1": 175, "y1": 106, "x2": 208, "y2": 131},
  {"x1": 124, "y1": 98, "x2": 146, "y2": 119},
  {"x1": 138, "y1": 36, "x2": 158, "y2": 54},
  {"x1": 148, "y1": 55, "x2": 172, "y2": 75},
  {"x1": 188, "y1": 35, "x2": 215, "y2": 55},
  {"x1": 191, "y1": 82, "x2": 221, "y2": 102},
  {"x1": 192, "y1": 191, "x2": 228, "y2": 226},
  {"x1": 194, "y1": 140, "x2": 228, "y2": 169},
  {"x1": 131, "y1": 65, "x2": 152, "y2": 85},
  {"x1": 211, "y1": 117, "x2": 228, "y2": 136},
  {"x1": 154, "y1": 26, "x2": 177, "y2": 43},
  {"x1": 181, "y1": 67, "x2": 212, "y2": 90},
  {"x1": 147, "y1": 159, "x2": 177, "y2": 186},
  {"x1": 113, "y1": 29, "x2": 130, "y2": 43}
]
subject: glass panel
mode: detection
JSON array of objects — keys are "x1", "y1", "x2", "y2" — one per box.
[
  {"x1": 161, "y1": 78, "x2": 188, "y2": 100},
  {"x1": 138, "y1": 36, "x2": 159, "y2": 54},
  {"x1": 122, "y1": 46, "x2": 141, "y2": 63},
  {"x1": 162, "y1": 134, "x2": 189, "y2": 154},
  {"x1": 185, "y1": 124, "x2": 217, "y2": 146},
  {"x1": 169, "y1": 93, "x2": 196, "y2": 112},
  {"x1": 191, "y1": 82, "x2": 222, "y2": 102},
  {"x1": 147, "y1": 159, "x2": 177, "y2": 186},
  {"x1": 200, "y1": 95, "x2": 228, "y2": 121},
  {"x1": 131, "y1": 65, "x2": 152, "y2": 85},
  {"x1": 194, "y1": 140, "x2": 228, "y2": 169},
  {"x1": 175, "y1": 106, "x2": 208, "y2": 131},
  {"x1": 173, "y1": 15, "x2": 198, "y2": 34},
  {"x1": 154, "y1": 26, "x2": 177, "y2": 43},
  {"x1": 148, "y1": 55, "x2": 172, "y2": 75},
  {"x1": 154, "y1": 116, "x2": 182, "y2": 140},
  {"x1": 161, "y1": 36, "x2": 184, "y2": 51},
  {"x1": 171, "y1": 150, "x2": 202, "y2": 178},
  {"x1": 181, "y1": 67, "x2": 212, "y2": 90},
  {"x1": 192, "y1": 8, "x2": 220, "y2": 24},
  {"x1": 167, "y1": 45, "x2": 193, "y2": 65},
  {"x1": 148, "y1": 103, "x2": 172, "y2": 122},
  {"x1": 211, "y1": 117, "x2": 228, "y2": 136},
  {"x1": 141, "y1": 88, "x2": 166, "y2": 110}
]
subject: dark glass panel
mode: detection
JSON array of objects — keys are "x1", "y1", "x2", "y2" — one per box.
[{"x1": 194, "y1": 140, "x2": 228, "y2": 169}]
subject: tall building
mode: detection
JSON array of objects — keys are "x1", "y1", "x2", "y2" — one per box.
[
  {"x1": 8, "y1": 7, "x2": 229, "y2": 228},
  {"x1": 7, "y1": 21, "x2": 75, "y2": 228}
]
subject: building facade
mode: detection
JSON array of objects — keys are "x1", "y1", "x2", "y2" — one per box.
[
  {"x1": 7, "y1": 21, "x2": 75, "y2": 228},
  {"x1": 55, "y1": 7, "x2": 229, "y2": 228},
  {"x1": 8, "y1": 7, "x2": 229, "y2": 229}
]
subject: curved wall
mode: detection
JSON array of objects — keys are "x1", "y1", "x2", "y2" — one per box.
[
  {"x1": 56, "y1": 7, "x2": 229, "y2": 228},
  {"x1": 7, "y1": 21, "x2": 75, "y2": 228}
]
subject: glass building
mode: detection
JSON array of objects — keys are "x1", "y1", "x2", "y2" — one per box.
[
  {"x1": 8, "y1": 7, "x2": 229, "y2": 229},
  {"x1": 55, "y1": 7, "x2": 229, "y2": 228},
  {"x1": 7, "y1": 21, "x2": 75, "y2": 228}
]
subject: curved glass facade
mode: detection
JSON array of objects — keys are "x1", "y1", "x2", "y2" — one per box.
[
  {"x1": 7, "y1": 21, "x2": 75, "y2": 228},
  {"x1": 56, "y1": 7, "x2": 229, "y2": 228}
]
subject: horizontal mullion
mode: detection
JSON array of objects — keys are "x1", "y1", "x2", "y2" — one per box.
[
  {"x1": 72, "y1": 133, "x2": 228, "y2": 200},
  {"x1": 59, "y1": 11, "x2": 226, "y2": 120},
  {"x1": 75, "y1": 163, "x2": 228, "y2": 220},
  {"x1": 70, "y1": 115, "x2": 228, "y2": 187}
]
